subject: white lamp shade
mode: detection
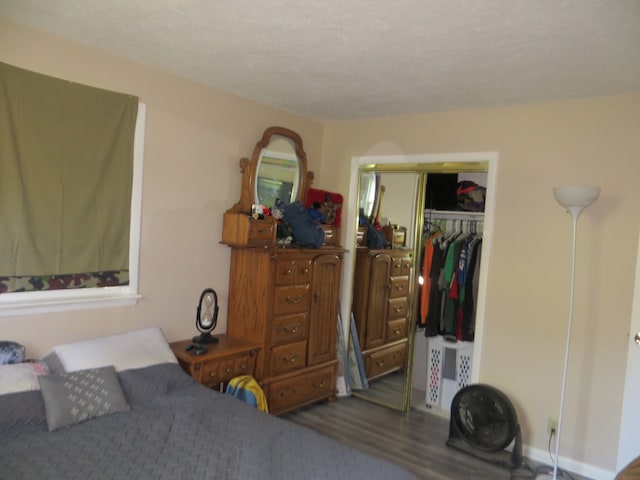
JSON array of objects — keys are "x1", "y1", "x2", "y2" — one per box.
[{"x1": 553, "y1": 186, "x2": 600, "y2": 220}]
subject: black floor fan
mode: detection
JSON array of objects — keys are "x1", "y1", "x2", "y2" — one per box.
[{"x1": 446, "y1": 384, "x2": 523, "y2": 469}]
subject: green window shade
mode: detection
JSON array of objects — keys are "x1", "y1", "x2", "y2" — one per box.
[{"x1": 0, "y1": 62, "x2": 138, "y2": 279}]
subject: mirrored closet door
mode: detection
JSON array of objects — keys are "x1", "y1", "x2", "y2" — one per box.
[{"x1": 343, "y1": 156, "x2": 495, "y2": 415}]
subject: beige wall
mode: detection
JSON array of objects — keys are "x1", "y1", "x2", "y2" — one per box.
[
  {"x1": 320, "y1": 96, "x2": 640, "y2": 474},
  {"x1": 0, "y1": 17, "x2": 325, "y2": 351},
  {"x1": 2, "y1": 14, "x2": 639, "y2": 477}
]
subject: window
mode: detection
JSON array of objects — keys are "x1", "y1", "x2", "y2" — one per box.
[{"x1": 0, "y1": 63, "x2": 145, "y2": 316}]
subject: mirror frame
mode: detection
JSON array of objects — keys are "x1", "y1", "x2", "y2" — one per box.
[{"x1": 227, "y1": 126, "x2": 313, "y2": 214}]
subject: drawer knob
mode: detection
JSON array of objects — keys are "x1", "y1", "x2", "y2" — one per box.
[
  {"x1": 257, "y1": 228, "x2": 268, "y2": 234},
  {"x1": 394, "y1": 306, "x2": 402, "y2": 312},
  {"x1": 313, "y1": 381, "x2": 326, "y2": 388},
  {"x1": 225, "y1": 367, "x2": 232, "y2": 374},
  {"x1": 396, "y1": 284, "x2": 405, "y2": 290},
  {"x1": 284, "y1": 323, "x2": 300, "y2": 334},
  {"x1": 279, "y1": 388, "x2": 298, "y2": 397},
  {"x1": 284, "y1": 353, "x2": 299, "y2": 364},
  {"x1": 285, "y1": 268, "x2": 292, "y2": 275},
  {"x1": 240, "y1": 364, "x2": 247, "y2": 370},
  {"x1": 302, "y1": 267, "x2": 309, "y2": 274},
  {"x1": 285, "y1": 294, "x2": 302, "y2": 304},
  {"x1": 393, "y1": 328, "x2": 401, "y2": 334},
  {"x1": 376, "y1": 360, "x2": 385, "y2": 367},
  {"x1": 209, "y1": 372, "x2": 217, "y2": 377}
]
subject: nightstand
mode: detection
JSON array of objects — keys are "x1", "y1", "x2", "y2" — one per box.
[{"x1": 170, "y1": 335, "x2": 259, "y2": 392}]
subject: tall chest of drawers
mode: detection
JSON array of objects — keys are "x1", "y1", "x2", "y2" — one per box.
[
  {"x1": 226, "y1": 247, "x2": 344, "y2": 415},
  {"x1": 352, "y1": 247, "x2": 413, "y2": 381}
]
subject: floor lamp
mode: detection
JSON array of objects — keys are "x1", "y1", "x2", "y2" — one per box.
[{"x1": 536, "y1": 186, "x2": 600, "y2": 480}]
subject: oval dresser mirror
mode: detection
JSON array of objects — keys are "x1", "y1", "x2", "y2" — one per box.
[
  {"x1": 255, "y1": 137, "x2": 300, "y2": 207},
  {"x1": 226, "y1": 126, "x2": 311, "y2": 215},
  {"x1": 359, "y1": 171, "x2": 377, "y2": 219},
  {"x1": 359, "y1": 172, "x2": 384, "y2": 223}
]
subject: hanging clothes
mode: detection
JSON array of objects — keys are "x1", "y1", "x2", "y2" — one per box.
[
  {"x1": 420, "y1": 212, "x2": 483, "y2": 341},
  {"x1": 442, "y1": 232, "x2": 468, "y2": 335},
  {"x1": 461, "y1": 237, "x2": 482, "y2": 340},
  {"x1": 419, "y1": 230, "x2": 441, "y2": 328},
  {"x1": 423, "y1": 233, "x2": 448, "y2": 336}
]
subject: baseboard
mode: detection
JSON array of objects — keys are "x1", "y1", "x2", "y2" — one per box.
[{"x1": 524, "y1": 445, "x2": 615, "y2": 480}]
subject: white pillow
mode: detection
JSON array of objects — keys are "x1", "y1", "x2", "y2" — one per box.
[
  {"x1": 0, "y1": 361, "x2": 49, "y2": 394},
  {"x1": 52, "y1": 326, "x2": 177, "y2": 372}
]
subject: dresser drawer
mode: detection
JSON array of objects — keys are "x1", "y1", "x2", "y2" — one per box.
[
  {"x1": 391, "y1": 255, "x2": 413, "y2": 276},
  {"x1": 383, "y1": 226, "x2": 407, "y2": 248},
  {"x1": 365, "y1": 342, "x2": 407, "y2": 380},
  {"x1": 270, "y1": 341, "x2": 307, "y2": 376},
  {"x1": 275, "y1": 258, "x2": 312, "y2": 285},
  {"x1": 273, "y1": 285, "x2": 311, "y2": 315},
  {"x1": 271, "y1": 313, "x2": 308, "y2": 345},
  {"x1": 247, "y1": 219, "x2": 276, "y2": 244},
  {"x1": 266, "y1": 364, "x2": 336, "y2": 415},
  {"x1": 388, "y1": 276, "x2": 409, "y2": 299},
  {"x1": 200, "y1": 353, "x2": 255, "y2": 389},
  {"x1": 321, "y1": 225, "x2": 339, "y2": 246},
  {"x1": 386, "y1": 318, "x2": 408, "y2": 343},
  {"x1": 222, "y1": 213, "x2": 275, "y2": 247},
  {"x1": 387, "y1": 297, "x2": 407, "y2": 319}
]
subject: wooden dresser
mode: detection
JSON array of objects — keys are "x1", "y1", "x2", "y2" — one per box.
[
  {"x1": 221, "y1": 126, "x2": 345, "y2": 415},
  {"x1": 170, "y1": 335, "x2": 258, "y2": 392},
  {"x1": 226, "y1": 247, "x2": 344, "y2": 415},
  {"x1": 352, "y1": 247, "x2": 413, "y2": 381}
]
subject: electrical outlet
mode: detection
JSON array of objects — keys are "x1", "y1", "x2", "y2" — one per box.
[{"x1": 547, "y1": 417, "x2": 558, "y2": 436}]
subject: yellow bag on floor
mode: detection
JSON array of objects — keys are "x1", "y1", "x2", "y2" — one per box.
[{"x1": 225, "y1": 375, "x2": 269, "y2": 413}]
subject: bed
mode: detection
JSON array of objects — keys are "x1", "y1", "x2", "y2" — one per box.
[{"x1": 0, "y1": 328, "x2": 417, "y2": 480}]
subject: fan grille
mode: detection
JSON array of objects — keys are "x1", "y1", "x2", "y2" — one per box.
[{"x1": 451, "y1": 385, "x2": 517, "y2": 452}]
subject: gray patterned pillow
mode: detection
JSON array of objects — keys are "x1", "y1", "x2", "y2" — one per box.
[
  {"x1": 37, "y1": 365, "x2": 130, "y2": 431},
  {"x1": 0, "y1": 341, "x2": 25, "y2": 364}
]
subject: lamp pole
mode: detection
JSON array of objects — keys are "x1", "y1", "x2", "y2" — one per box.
[
  {"x1": 542, "y1": 186, "x2": 600, "y2": 480},
  {"x1": 552, "y1": 214, "x2": 578, "y2": 479}
]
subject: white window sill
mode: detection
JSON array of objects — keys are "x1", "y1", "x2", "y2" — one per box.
[{"x1": 0, "y1": 287, "x2": 141, "y2": 317}]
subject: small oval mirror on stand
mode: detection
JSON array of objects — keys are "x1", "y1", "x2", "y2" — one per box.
[{"x1": 184, "y1": 288, "x2": 220, "y2": 356}]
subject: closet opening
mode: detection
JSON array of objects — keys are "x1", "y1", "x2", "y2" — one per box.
[
  {"x1": 413, "y1": 171, "x2": 487, "y2": 417},
  {"x1": 340, "y1": 153, "x2": 497, "y2": 416}
]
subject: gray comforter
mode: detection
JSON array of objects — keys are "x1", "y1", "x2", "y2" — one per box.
[{"x1": 0, "y1": 363, "x2": 417, "y2": 479}]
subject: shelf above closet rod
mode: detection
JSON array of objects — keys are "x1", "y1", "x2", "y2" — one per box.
[{"x1": 424, "y1": 209, "x2": 484, "y2": 219}]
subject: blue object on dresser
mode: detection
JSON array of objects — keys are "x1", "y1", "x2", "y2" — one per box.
[{"x1": 0, "y1": 341, "x2": 25, "y2": 364}]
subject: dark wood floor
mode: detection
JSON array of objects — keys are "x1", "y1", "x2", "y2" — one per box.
[{"x1": 282, "y1": 395, "x2": 592, "y2": 480}]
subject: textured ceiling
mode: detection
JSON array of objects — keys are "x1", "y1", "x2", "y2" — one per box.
[{"x1": 1, "y1": 0, "x2": 640, "y2": 120}]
